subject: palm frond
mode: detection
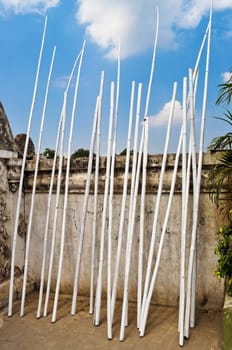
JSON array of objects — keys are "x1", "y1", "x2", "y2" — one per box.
[
  {"x1": 208, "y1": 69, "x2": 232, "y2": 211},
  {"x1": 208, "y1": 111, "x2": 232, "y2": 150},
  {"x1": 208, "y1": 133, "x2": 232, "y2": 150},
  {"x1": 214, "y1": 110, "x2": 232, "y2": 127},
  {"x1": 216, "y1": 84, "x2": 232, "y2": 106},
  {"x1": 208, "y1": 150, "x2": 232, "y2": 207},
  {"x1": 216, "y1": 70, "x2": 232, "y2": 106}
]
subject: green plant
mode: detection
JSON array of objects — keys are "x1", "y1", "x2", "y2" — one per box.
[
  {"x1": 208, "y1": 69, "x2": 232, "y2": 295},
  {"x1": 216, "y1": 70, "x2": 232, "y2": 106},
  {"x1": 208, "y1": 150, "x2": 232, "y2": 212},
  {"x1": 214, "y1": 216, "x2": 232, "y2": 297},
  {"x1": 71, "y1": 148, "x2": 90, "y2": 158},
  {"x1": 43, "y1": 148, "x2": 55, "y2": 159},
  {"x1": 207, "y1": 72, "x2": 232, "y2": 209}
]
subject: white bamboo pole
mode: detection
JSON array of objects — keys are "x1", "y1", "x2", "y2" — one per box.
[
  {"x1": 129, "y1": 83, "x2": 143, "y2": 211},
  {"x1": 43, "y1": 94, "x2": 67, "y2": 317},
  {"x1": 180, "y1": 131, "x2": 193, "y2": 335},
  {"x1": 192, "y1": 23, "x2": 209, "y2": 83},
  {"x1": 107, "y1": 148, "x2": 114, "y2": 338},
  {"x1": 71, "y1": 94, "x2": 100, "y2": 316},
  {"x1": 89, "y1": 100, "x2": 100, "y2": 315},
  {"x1": 43, "y1": 52, "x2": 81, "y2": 317},
  {"x1": 144, "y1": 6, "x2": 159, "y2": 118},
  {"x1": 140, "y1": 82, "x2": 177, "y2": 329},
  {"x1": 8, "y1": 16, "x2": 47, "y2": 317},
  {"x1": 179, "y1": 117, "x2": 194, "y2": 334},
  {"x1": 139, "y1": 114, "x2": 183, "y2": 337},
  {"x1": 178, "y1": 78, "x2": 199, "y2": 340},
  {"x1": 183, "y1": 68, "x2": 198, "y2": 336},
  {"x1": 110, "y1": 82, "x2": 142, "y2": 327},
  {"x1": 180, "y1": 19, "x2": 209, "y2": 338},
  {"x1": 37, "y1": 51, "x2": 81, "y2": 319},
  {"x1": 37, "y1": 102, "x2": 62, "y2": 319},
  {"x1": 124, "y1": 84, "x2": 143, "y2": 328},
  {"x1": 138, "y1": 114, "x2": 149, "y2": 328},
  {"x1": 134, "y1": 7, "x2": 159, "y2": 328},
  {"x1": 20, "y1": 46, "x2": 56, "y2": 317},
  {"x1": 190, "y1": 76, "x2": 199, "y2": 331},
  {"x1": 189, "y1": 69, "x2": 199, "y2": 330},
  {"x1": 190, "y1": 250, "x2": 197, "y2": 327},
  {"x1": 178, "y1": 77, "x2": 187, "y2": 346},
  {"x1": 89, "y1": 71, "x2": 105, "y2": 315},
  {"x1": 119, "y1": 120, "x2": 146, "y2": 341},
  {"x1": 109, "y1": 81, "x2": 135, "y2": 338},
  {"x1": 189, "y1": 68, "x2": 199, "y2": 325},
  {"x1": 183, "y1": 49, "x2": 207, "y2": 340},
  {"x1": 130, "y1": 83, "x2": 143, "y2": 199},
  {"x1": 94, "y1": 82, "x2": 115, "y2": 326},
  {"x1": 189, "y1": 69, "x2": 197, "y2": 193},
  {"x1": 107, "y1": 42, "x2": 121, "y2": 338},
  {"x1": 51, "y1": 41, "x2": 86, "y2": 323},
  {"x1": 178, "y1": 18, "x2": 209, "y2": 342},
  {"x1": 184, "y1": 3, "x2": 212, "y2": 336},
  {"x1": 131, "y1": 83, "x2": 143, "y2": 327},
  {"x1": 140, "y1": 121, "x2": 183, "y2": 337}
]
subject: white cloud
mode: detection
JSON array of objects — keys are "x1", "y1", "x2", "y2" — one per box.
[
  {"x1": 1, "y1": 0, "x2": 232, "y2": 59},
  {"x1": 221, "y1": 71, "x2": 232, "y2": 83},
  {"x1": 149, "y1": 100, "x2": 183, "y2": 127},
  {"x1": 0, "y1": 0, "x2": 60, "y2": 15},
  {"x1": 75, "y1": 0, "x2": 232, "y2": 59}
]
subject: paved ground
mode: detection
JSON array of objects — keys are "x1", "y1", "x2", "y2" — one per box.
[{"x1": 0, "y1": 292, "x2": 222, "y2": 349}]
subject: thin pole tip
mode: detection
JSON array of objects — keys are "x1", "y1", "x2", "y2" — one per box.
[
  {"x1": 82, "y1": 40, "x2": 87, "y2": 50},
  {"x1": 44, "y1": 15, "x2": 48, "y2": 25}
]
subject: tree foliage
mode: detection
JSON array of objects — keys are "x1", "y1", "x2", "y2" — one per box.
[
  {"x1": 215, "y1": 217, "x2": 232, "y2": 296},
  {"x1": 43, "y1": 148, "x2": 55, "y2": 159},
  {"x1": 71, "y1": 148, "x2": 90, "y2": 158},
  {"x1": 208, "y1": 71, "x2": 232, "y2": 208},
  {"x1": 209, "y1": 69, "x2": 232, "y2": 295}
]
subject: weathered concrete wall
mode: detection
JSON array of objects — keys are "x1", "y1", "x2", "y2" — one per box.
[
  {"x1": 0, "y1": 101, "x2": 225, "y2": 310},
  {"x1": 16, "y1": 152, "x2": 223, "y2": 310}
]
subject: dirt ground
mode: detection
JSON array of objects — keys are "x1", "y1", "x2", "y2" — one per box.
[{"x1": 0, "y1": 292, "x2": 222, "y2": 350}]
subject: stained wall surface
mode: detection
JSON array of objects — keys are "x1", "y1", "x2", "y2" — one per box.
[{"x1": 12, "y1": 152, "x2": 223, "y2": 310}]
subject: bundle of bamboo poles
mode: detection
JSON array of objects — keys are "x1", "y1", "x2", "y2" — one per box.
[{"x1": 8, "y1": 2, "x2": 213, "y2": 347}]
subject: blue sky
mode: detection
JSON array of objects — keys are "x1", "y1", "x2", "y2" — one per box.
[{"x1": 0, "y1": 0, "x2": 232, "y2": 154}]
